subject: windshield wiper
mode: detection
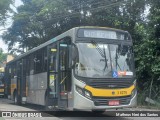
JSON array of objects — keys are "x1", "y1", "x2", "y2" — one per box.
[
  {"x1": 91, "y1": 41, "x2": 104, "y2": 58},
  {"x1": 91, "y1": 40, "x2": 108, "y2": 72},
  {"x1": 103, "y1": 45, "x2": 108, "y2": 71},
  {"x1": 115, "y1": 48, "x2": 122, "y2": 71}
]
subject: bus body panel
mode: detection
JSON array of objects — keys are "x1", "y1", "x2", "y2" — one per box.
[
  {"x1": 85, "y1": 85, "x2": 135, "y2": 97},
  {"x1": 26, "y1": 72, "x2": 47, "y2": 105}
]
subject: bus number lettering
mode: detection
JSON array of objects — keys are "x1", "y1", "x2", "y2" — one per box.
[{"x1": 117, "y1": 91, "x2": 127, "y2": 95}]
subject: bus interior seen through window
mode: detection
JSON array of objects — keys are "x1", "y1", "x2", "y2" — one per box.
[{"x1": 75, "y1": 42, "x2": 134, "y2": 78}]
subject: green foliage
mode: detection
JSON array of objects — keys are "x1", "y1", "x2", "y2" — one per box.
[
  {"x1": 133, "y1": 0, "x2": 160, "y2": 104},
  {"x1": 2, "y1": 0, "x2": 146, "y2": 52},
  {"x1": 0, "y1": 0, "x2": 13, "y2": 25},
  {"x1": 0, "y1": 48, "x2": 7, "y2": 66}
]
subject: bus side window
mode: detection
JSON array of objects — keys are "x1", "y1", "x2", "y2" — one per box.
[
  {"x1": 35, "y1": 50, "x2": 43, "y2": 74},
  {"x1": 34, "y1": 48, "x2": 48, "y2": 74},
  {"x1": 49, "y1": 45, "x2": 57, "y2": 72},
  {"x1": 26, "y1": 57, "x2": 30, "y2": 76},
  {"x1": 43, "y1": 47, "x2": 47, "y2": 72},
  {"x1": 29, "y1": 54, "x2": 34, "y2": 75}
]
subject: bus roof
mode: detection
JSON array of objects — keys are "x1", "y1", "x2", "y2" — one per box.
[
  {"x1": 77, "y1": 26, "x2": 128, "y2": 32},
  {"x1": 6, "y1": 26, "x2": 128, "y2": 65}
]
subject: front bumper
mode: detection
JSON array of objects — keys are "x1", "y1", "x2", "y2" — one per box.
[{"x1": 74, "y1": 90, "x2": 137, "y2": 110}]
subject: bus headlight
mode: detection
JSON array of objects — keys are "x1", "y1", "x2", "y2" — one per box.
[
  {"x1": 76, "y1": 86, "x2": 92, "y2": 100},
  {"x1": 84, "y1": 91, "x2": 91, "y2": 99},
  {"x1": 76, "y1": 86, "x2": 83, "y2": 95}
]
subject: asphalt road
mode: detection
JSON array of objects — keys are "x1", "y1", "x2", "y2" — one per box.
[{"x1": 0, "y1": 98, "x2": 159, "y2": 120}]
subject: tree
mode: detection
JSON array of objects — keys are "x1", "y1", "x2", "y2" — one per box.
[
  {"x1": 0, "y1": 48, "x2": 7, "y2": 67},
  {"x1": 133, "y1": 0, "x2": 160, "y2": 103},
  {"x1": 2, "y1": 0, "x2": 147, "y2": 52},
  {"x1": 0, "y1": 0, "x2": 13, "y2": 25}
]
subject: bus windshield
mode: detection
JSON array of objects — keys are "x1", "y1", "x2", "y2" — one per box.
[{"x1": 74, "y1": 42, "x2": 134, "y2": 78}]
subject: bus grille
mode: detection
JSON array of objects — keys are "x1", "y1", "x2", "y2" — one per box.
[
  {"x1": 93, "y1": 96, "x2": 131, "y2": 106},
  {"x1": 89, "y1": 79, "x2": 132, "y2": 89}
]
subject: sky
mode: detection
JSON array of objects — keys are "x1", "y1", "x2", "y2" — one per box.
[{"x1": 0, "y1": 0, "x2": 23, "y2": 53}]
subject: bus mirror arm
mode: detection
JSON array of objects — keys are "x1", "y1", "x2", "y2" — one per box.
[
  {"x1": 71, "y1": 46, "x2": 77, "y2": 61},
  {"x1": 69, "y1": 45, "x2": 74, "y2": 69},
  {"x1": 69, "y1": 45, "x2": 78, "y2": 69},
  {"x1": 70, "y1": 60, "x2": 77, "y2": 69}
]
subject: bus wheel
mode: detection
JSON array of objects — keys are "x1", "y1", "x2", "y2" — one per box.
[
  {"x1": 44, "y1": 97, "x2": 58, "y2": 115},
  {"x1": 45, "y1": 96, "x2": 51, "y2": 111},
  {"x1": 14, "y1": 92, "x2": 21, "y2": 105},
  {"x1": 14, "y1": 93, "x2": 18, "y2": 104},
  {"x1": 92, "y1": 109, "x2": 106, "y2": 114}
]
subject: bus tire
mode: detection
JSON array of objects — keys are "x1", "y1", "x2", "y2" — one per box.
[
  {"x1": 14, "y1": 91, "x2": 21, "y2": 105},
  {"x1": 14, "y1": 92, "x2": 18, "y2": 104},
  {"x1": 45, "y1": 95, "x2": 53, "y2": 111},
  {"x1": 44, "y1": 96, "x2": 59, "y2": 115},
  {"x1": 45, "y1": 96, "x2": 49, "y2": 111}
]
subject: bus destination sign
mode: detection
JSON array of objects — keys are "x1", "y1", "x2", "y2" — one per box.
[
  {"x1": 78, "y1": 29, "x2": 126, "y2": 40},
  {"x1": 84, "y1": 30, "x2": 117, "y2": 39}
]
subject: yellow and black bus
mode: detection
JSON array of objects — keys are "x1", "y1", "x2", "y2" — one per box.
[
  {"x1": 5, "y1": 26, "x2": 137, "y2": 112},
  {"x1": 0, "y1": 68, "x2": 5, "y2": 97}
]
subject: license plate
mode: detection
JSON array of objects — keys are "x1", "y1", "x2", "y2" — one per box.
[{"x1": 108, "y1": 100, "x2": 119, "y2": 106}]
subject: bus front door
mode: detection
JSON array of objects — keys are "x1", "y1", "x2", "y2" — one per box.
[
  {"x1": 47, "y1": 39, "x2": 71, "y2": 110},
  {"x1": 58, "y1": 40, "x2": 71, "y2": 110},
  {"x1": 47, "y1": 45, "x2": 58, "y2": 109}
]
